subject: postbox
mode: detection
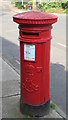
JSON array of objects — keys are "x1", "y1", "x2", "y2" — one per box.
[{"x1": 13, "y1": 11, "x2": 57, "y2": 117}]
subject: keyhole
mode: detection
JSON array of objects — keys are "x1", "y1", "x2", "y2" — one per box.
[{"x1": 40, "y1": 69, "x2": 42, "y2": 72}]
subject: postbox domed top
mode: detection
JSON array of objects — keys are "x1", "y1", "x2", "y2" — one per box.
[{"x1": 13, "y1": 11, "x2": 57, "y2": 25}]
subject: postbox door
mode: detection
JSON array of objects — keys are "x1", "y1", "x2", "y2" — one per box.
[{"x1": 20, "y1": 42, "x2": 50, "y2": 105}]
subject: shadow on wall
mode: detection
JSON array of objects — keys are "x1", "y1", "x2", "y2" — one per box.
[{"x1": 0, "y1": 36, "x2": 67, "y2": 115}]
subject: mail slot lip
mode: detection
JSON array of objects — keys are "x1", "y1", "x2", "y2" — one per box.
[
  {"x1": 20, "y1": 30, "x2": 40, "y2": 39},
  {"x1": 19, "y1": 30, "x2": 51, "y2": 40}
]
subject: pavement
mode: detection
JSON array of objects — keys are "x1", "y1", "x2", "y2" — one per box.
[{"x1": 0, "y1": 0, "x2": 67, "y2": 119}]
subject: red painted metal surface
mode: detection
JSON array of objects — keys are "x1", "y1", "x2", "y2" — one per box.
[
  {"x1": 13, "y1": 11, "x2": 57, "y2": 25},
  {"x1": 13, "y1": 11, "x2": 57, "y2": 105}
]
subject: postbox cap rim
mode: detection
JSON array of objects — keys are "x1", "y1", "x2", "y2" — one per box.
[{"x1": 13, "y1": 11, "x2": 58, "y2": 25}]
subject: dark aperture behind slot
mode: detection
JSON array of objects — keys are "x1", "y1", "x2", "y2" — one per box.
[{"x1": 22, "y1": 32, "x2": 39, "y2": 37}]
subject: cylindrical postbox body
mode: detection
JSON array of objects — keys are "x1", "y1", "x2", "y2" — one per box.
[{"x1": 13, "y1": 11, "x2": 57, "y2": 117}]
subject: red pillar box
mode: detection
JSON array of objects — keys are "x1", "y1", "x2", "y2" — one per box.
[{"x1": 13, "y1": 11, "x2": 57, "y2": 117}]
